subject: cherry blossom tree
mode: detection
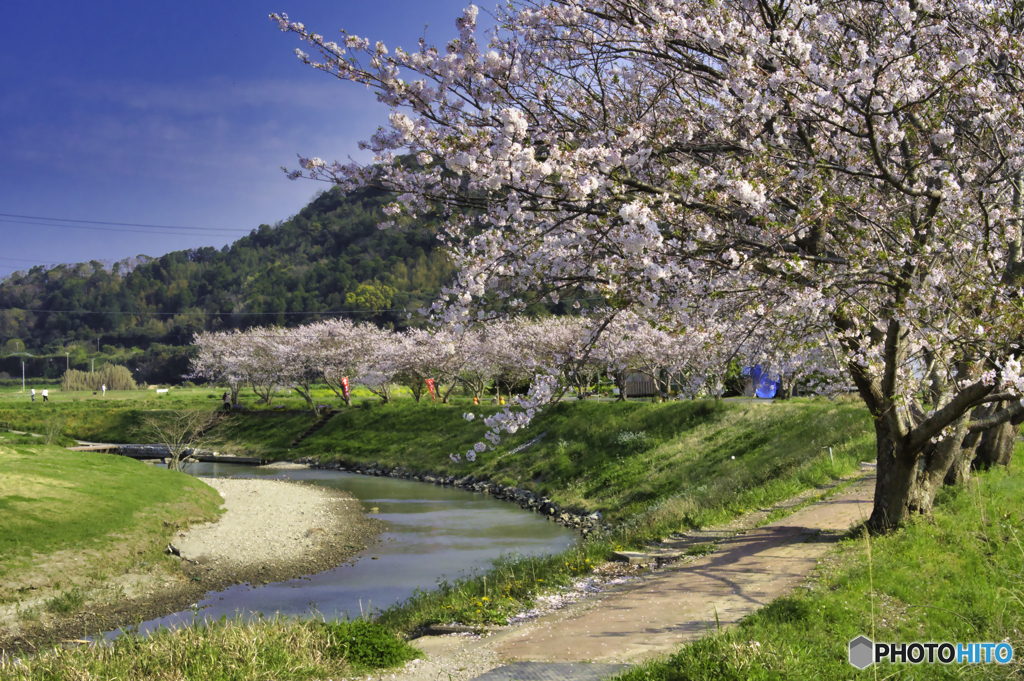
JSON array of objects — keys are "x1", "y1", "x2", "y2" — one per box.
[
  {"x1": 190, "y1": 330, "x2": 247, "y2": 404},
  {"x1": 485, "y1": 317, "x2": 541, "y2": 401},
  {"x1": 191, "y1": 328, "x2": 292, "y2": 406},
  {"x1": 314, "y1": 318, "x2": 370, "y2": 406},
  {"x1": 237, "y1": 327, "x2": 288, "y2": 406},
  {"x1": 457, "y1": 326, "x2": 501, "y2": 401},
  {"x1": 357, "y1": 324, "x2": 404, "y2": 403},
  {"x1": 278, "y1": 0, "x2": 1024, "y2": 529},
  {"x1": 278, "y1": 325, "x2": 327, "y2": 411},
  {"x1": 395, "y1": 326, "x2": 469, "y2": 402}
]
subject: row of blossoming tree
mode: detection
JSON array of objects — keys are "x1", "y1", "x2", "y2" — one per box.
[
  {"x1": 270, "y1": 0, "x2": 1024, "y2": 530},
  {"x1": 191, "y1": 311, "x2": 827, "y2": 410}
]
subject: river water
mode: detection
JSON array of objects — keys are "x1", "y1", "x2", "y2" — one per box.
[{"x1": 106, "y1": 463, "x2": 576, "y2": 637}]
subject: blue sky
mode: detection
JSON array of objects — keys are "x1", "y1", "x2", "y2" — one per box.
[{"x1": 0, "y1": 0, "x2": 475, "y2": 278}]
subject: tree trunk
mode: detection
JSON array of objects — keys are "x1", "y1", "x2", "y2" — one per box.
[
  {"x1": 295, "y1": 383, "x2": 316, "y2": 411},
  {"x1": 442, "y1": 381, "x2": 458, "y2": 403},
  {"x1": 974, "y1": 418, "x2": 1018, "y2": 470},
  {"x1": 614, "y1": 372, "x2": 627, "y2": 401},
  {"x1": 947, "y1": 402, "x2": 1019, "y2": 481},
  {"x1": 868, "y1": 413, "x2": 971, "y2": 530}
]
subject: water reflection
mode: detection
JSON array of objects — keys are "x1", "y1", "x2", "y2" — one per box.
[{"x1": 105, "y1": 464, "x2": 576, "y2": 638}]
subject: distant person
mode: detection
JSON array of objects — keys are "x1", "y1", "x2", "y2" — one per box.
[
  {"x1": 42, "y1": 388, "x2": 48, "y2": 403},
  {"x1": 101, "y1": 384, "x2": 106, "y2": 396},
  {"x1": 222, "y1": 392, "x2": 230, "y2": 411},
  {"x1": 30, "y1": 388, "x2": 35, "y2": 402}
]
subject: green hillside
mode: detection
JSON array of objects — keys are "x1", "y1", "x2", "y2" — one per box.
[{"x1": 0, "y1": 185, "x2": 457, "y2": 381}]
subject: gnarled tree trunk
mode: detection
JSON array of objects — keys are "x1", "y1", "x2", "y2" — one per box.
[{"x1": 973, "y1": 403, "x2": 1020, "y2": 470}]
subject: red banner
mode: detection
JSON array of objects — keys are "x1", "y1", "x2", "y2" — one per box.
[
  {"x1": 425, "y1": 378, "x2": 436, "y2": 402},
  {"x1": 341, "y1": 377, "x2": 350, "y2": 401}
]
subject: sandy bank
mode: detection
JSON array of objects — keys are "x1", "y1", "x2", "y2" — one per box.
[{"x1": 173, "y1": 477, "x2": 385, "y2": 586}]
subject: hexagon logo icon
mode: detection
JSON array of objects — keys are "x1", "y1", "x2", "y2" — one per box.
[{"x1": 849, "y1": 636, "x2": 874, "y2": 669}]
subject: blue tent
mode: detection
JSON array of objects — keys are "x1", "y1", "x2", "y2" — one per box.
[{"x1": 742, "y1": 365, "x2": 779, "y2": 399}]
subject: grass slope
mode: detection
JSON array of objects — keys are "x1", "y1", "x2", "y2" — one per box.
[
  {"x1": 0, "y1": 445, "x2": 222, "y2": 593},
  {"x1": 297, "y1": 397, "x2": 875, "y2": 530}
]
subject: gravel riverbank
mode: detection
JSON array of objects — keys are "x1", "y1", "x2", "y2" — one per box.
[{"x1": 173, "y1": 476, "x2": 386, "y2": 587}]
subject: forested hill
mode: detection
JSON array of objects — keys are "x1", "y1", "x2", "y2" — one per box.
[{"x1": 0, "y1": 184, "x2": 457, "y2": 355}]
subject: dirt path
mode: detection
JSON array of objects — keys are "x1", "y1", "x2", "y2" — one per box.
[{"x1": 394, "y1": 468, "x2": 876, "y2": 681}]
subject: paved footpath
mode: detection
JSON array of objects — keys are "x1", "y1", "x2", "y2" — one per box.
[
  {"x1": 403, "y1": 466, "x2": 876, "y2": 679},
  {"x1": 408, "y1": 469, "x2": 876, "y2": 681},
  {"x1": 486, "y1": 472, "x2": 875, "y2": 663}
]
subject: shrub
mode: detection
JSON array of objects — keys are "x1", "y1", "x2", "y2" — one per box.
[
  {"x1": 61, "y1": 364, "x2": 137, "y2": 391},
  {"x1": 318, "y1": 619, "x2": 420, "y2": 669}
]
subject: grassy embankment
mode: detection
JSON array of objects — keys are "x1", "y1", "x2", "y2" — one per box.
[
  {"x1": 0, "y1": 442, "x2": 222, "y2": 642},
  {"x1": 296, "y1": 396, "x2": 874, "y2": 527}
]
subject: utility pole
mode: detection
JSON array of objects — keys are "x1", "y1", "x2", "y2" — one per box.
[
  {"x1": 22, "y1": 360, "x2": 25, "y2": 393},
  {"x1": 91, "y1": 358, "x2": 94, "y2": 374}
]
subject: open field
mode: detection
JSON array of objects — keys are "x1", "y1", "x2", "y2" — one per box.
[{"x1": 0, "y1": 382, "x2": 409, "y2": 444}]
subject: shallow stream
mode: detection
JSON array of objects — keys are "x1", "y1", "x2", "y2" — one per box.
[{"x1": 106, "y1": 463, "x2": 576, "y2": 637}]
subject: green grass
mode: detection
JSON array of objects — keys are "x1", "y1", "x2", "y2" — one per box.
[
  {"x1": 0, "y1": 383, "x2": 413, "y2": 448},
  {"x1": 43, "y1": 587, "x2": 86, "y2": 614},
  {"x1": 610, "y1": 451, "x2": 1024, "y2": 680},
  {"x1": 296, "y1": 396, "x2": 874, "y2": 532},
  {"x1": 211, "y1": 411, "x2": 324, "y2": 452},
  {"x1": 0, "y1": 444, "x2": 223, "y2": 587},
  {"x1": 0, "y1": 615, "x2": 422, "y2": 680}
]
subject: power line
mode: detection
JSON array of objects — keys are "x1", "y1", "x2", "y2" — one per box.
[
  {"x1": 0, "y1": 217, "x2": 246, "y2": 238},
  {"x1": 0, "y1": 257, "x2": 60, "y2": 264},
  {"x1": 6, "y1": 307, "x2": 409, "y2": 316},
  {"x1": 0, "y1": 212, "x2": 252, "y2": 233},
  {"x1": 2, "y1": 298, "x2": 608, "y2": 317}
]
